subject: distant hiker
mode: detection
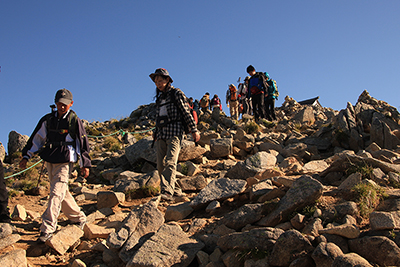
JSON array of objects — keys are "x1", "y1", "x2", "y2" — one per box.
[
  {"x1": 150, "y1": 68, "x2": 200, "y2": 201},
  {"x1": 264, "y1": 72, "x2": 278, "y2": 121},
  {"x1": 19, "y1": 88, "x2": 90, "y2": 243},
  {"x1": 187, "y1": 97, "x2": 198, "y2": 124},
  {"x1": 0, "y1": 160, "x2": 11, "y2": 223},
  {"x1": 210, "y1": 94, "x2": 222, "y2": 111},
  {"x1": 199, "y1": 92, "x2": 210, "y2": 113},
  {"x1": 247, "y1": 65, "x2": 266, "y2": 121},
  {"x1": 226, "y1": 84, "x2": 239, "y2": 120},
  {"x1": 193, "y1": 99, "x2": 200, "y2": 118},
  {"x1": 238, "y1": 76, "x2": 252, "y2": 117}
]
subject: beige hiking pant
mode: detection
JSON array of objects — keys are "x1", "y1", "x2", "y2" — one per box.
[
  {"x1": 229, "y1": 100, "x2": 239, "y2": 120},
  {"x1": 40, "y1": 162, "x2": 86, "y2": 234},
  {"x1": 156, "y1": 135, "x2": 183, "y2": 196}
]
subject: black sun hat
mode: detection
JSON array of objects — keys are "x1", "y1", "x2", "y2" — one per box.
[
  {"x1": 149, "y1": 68, "x2": 173, "y2": 83},
  {"x1": 55, "y1": 88, "x2": 73, "y2": 105}
]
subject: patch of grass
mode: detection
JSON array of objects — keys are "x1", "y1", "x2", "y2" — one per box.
[
  {"x1": 302, "y1": 205, "x2": 317, "y2": 218},
  {"x1": 244, "y1": 121, "x2": 259, "y2": 134},
  {"x1": 8, "y1": 189, "x2": 19, "y2": 198},
  {"x1": 259, "y1": 119, "x2": 275, "y2": 128},
  {"x1": 345, "y1": 160, "x2": 374, "y2": 179},
  {"x1": 5, "y1": 177, "x2": 15, "y2": 187},
  {"x1": 10, "y1": 151, "x2": 22, "y2": 161},
  {"x1": 17, "y1": 160, "x2": 42, "y2": 181},
  {"x1": 133, "y1": 133, "x2": 144, "y2": 141},
  {"x1": 85, "y1": 127, "x2": 102, "y2": 137},
  {"x1": 294, "y1": 123, "x2": 302, "y2": 131},
  {"x1": 352, "y1": 183, "x2": 387, "y2": 218},
  {"x1": 389, "y1": 230, "x2": 397, "y2": 239},
  {"x1": 180, "y1": 163, "x2": 188, "y2": 176},
  {"x1": 20, "y1": 179, "x2": 37, "y2": 192},
  {"x1": 104, "y1": 136, "x2": 121, "y2": 152}
]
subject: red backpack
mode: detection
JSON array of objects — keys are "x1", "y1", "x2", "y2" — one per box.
[
  {"x1": 188, "y1": 103, "x2": 198, "y2": 124},
  {"x1": 229, "y1": 87, "x2": 237, "y2": 101}
]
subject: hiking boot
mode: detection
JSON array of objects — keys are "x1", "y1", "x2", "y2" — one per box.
[
  {"x1": 38, "y1": 232, "x2": 53, "y2": 243},
  {"x1": 78, "y1": 220, "x2": 87, "y2": 230}
]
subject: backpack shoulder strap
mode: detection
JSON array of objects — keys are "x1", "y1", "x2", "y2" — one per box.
[
  {"x1": 68, "y1": 110, "x2": 78, "y2": 139},
  {"x1": 45, "y1": 112, "x2": 54, "y2": 136},
  {"x1": 169, "y1": 87, "x2": 179, "y2": 105}
]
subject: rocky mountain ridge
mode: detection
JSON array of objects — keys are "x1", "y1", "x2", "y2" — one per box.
[{"x1": 1, "y1": 90, "x2": 400, "y2": 267}]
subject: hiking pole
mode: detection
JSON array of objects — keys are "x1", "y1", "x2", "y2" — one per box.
[{"x1": 36, "y1": 160, "x2": 45, "y2": 188}]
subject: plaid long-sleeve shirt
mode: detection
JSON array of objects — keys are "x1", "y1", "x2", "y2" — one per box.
[{"x1": 155, "y1": 86, "x2": 198, "y2": 140}]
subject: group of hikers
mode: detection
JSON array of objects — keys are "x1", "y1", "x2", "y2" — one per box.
[
  {"x1": 189, "y1": 65, "x2": 279, "y2": 122},
  {"x1": 10, "y1": 65, "x2": 277, "y2": 245}
]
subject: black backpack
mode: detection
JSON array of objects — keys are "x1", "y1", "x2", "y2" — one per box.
[{"x1": 45, "y1": 110, "x2": 78, "y2": 140}]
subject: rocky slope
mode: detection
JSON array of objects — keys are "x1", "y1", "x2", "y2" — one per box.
[{"x1": 1, "y1": 90, "x2": 400, "y2": 267}]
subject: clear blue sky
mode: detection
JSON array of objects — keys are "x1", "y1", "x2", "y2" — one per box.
[{"x1": 1, "y1": 1, "x2": 399, "y2": 152}]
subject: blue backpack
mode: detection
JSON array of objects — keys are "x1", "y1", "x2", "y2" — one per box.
[{"x1": 266, "y1": 78, "x2": 279, "y2": 100}]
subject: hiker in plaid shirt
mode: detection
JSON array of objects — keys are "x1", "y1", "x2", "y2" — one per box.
[{"x1": 150, "y1": 68, "x2": 200, "y2": 201}]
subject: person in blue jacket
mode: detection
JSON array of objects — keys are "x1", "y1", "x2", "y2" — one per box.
[{"x1": 246, "y1": 65, "x2": 266, "y2": 121}]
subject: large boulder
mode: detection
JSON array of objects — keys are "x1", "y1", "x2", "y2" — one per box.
[
  {"x1": 257, "y1": 175, "x2": 324, "y2": 227},
  {"x1": 125, "y1": 137, "x2": 156, "y2": 165},
  {"x1": 225, "y1": 151, "x2": 277, "y2": 179},
  {"x1": 7, "y1": 131, "x2": 29, "y2": 156},
  {"x1": 126, "y1": 223, "x2": 204, "y2": 267}
]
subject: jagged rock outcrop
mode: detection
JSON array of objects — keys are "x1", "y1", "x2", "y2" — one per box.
[{"x1": 7, "y1": 130, "x2": 29, "y2": 157}]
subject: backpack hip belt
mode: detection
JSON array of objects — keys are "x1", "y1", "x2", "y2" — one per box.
[{"x1": 46, "y1": 141, "x2": 75, "y2": 149}]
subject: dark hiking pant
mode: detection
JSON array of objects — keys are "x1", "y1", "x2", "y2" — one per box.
[
  {"x1": 265, "y1": 98, "x2": 276, "y2": 121},
  {"x1": 252, "y1": 93, "x2": 265, "y2": 120}
]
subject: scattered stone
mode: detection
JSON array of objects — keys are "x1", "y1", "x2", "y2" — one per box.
[
  {"x1": 84, "y1": 223, "x2": 115, "y2": 239},
  {"x1": 311, "y1": 242, "x2": 343, "y2": 267},
  {"x1": 268, "y1": 229, "x2": 314, "y2": 266},
  {"x1": 0, "y1": 249, "x2": 27, "y2": 267},
  {"x1": 348, "y1": 236, "x2": 400, "y2": 266},
  {"x1": 0, "y1": 233, "x2": 21, "y2": 250},
  {"x1": 319, "y1": 223, "x2": 360, "y2": 239},
  {"x1": 165, "y1": 202, "x2": 194, "y2": 221},
  {"x1": 11, "y1": 204, "x2": 27, "y2": 221},
  {"x1": 189, "y1": 178, "x2": 247, "y2": 210},
  {"x1": 46, "y1": 225, "x2": 84, "y2": 255},
  {"x1": 97, "y1": 191, "x2": 125, "y2": 209}
]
